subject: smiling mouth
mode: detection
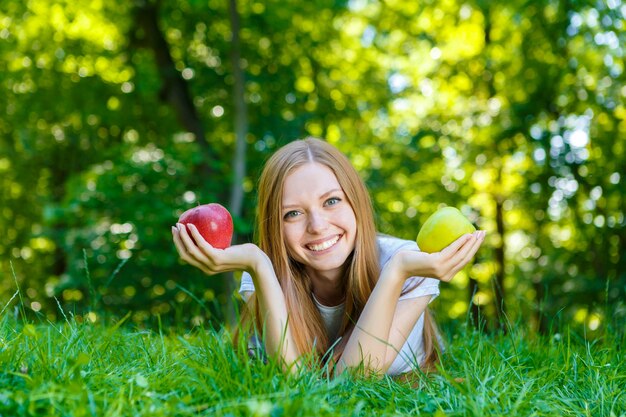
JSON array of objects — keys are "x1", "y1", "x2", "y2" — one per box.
[{"x1": 306, "y1": 235, "x2": 341, "y2": 252}]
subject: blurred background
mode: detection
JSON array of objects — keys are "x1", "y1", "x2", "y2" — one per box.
[{"x1": 1, "y1": 0, "x2": 624, "y2": 334}]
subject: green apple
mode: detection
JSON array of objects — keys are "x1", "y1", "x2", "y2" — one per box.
[{"x1": 416, "y1": 207, "x2": 476, "y2": 253}]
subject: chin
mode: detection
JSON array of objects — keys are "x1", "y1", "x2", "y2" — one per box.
[{"x1": 308, "y1": 253, "x2": 351, "y2": 272}]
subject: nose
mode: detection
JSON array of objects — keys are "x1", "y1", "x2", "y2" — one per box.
[{"x1": 306, "y1": 210, "x2": 329, "y2": 234}]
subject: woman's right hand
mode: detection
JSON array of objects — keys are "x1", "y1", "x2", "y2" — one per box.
[{"x1": 172, "y1": 223, "x2": 267, "y2": 276}]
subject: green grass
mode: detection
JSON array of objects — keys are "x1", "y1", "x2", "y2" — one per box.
[{"x1": 0, "y1": 311, "x2": 624, "y2": 417}]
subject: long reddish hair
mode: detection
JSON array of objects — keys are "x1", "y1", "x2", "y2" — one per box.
[{"x1": 241, "y1": 137, "x2": 441, "y2": 372}]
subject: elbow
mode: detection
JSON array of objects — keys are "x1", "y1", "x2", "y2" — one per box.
[{"x1": 332, "y1": 356, "x2": 391, "y2": 379}]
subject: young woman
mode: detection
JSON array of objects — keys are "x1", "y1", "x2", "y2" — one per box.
[{"x1": 172, "y1": 137, "x2": 485, "y2": 376}]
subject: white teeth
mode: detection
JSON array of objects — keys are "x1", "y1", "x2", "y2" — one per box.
[{"x1": 307, "y1": 236, "x2": 340, "y2": 252}]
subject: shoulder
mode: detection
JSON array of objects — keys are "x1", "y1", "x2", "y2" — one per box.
[{"x1": 376, "y1": 234, "x2": 440, "y2": 300}]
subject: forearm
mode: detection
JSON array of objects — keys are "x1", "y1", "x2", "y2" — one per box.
[
  {"x1": 336, "y1": 264, "x2": 405, "y2": 375},
  {"x1": 173, "y1": 227, "x2": 301, "y2": 368},
  {"x1": 248, "y1": 258, "x2": 300, "y2": 368}
]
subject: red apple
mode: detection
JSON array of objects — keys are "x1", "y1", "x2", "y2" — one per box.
[{"x1": 178, "y1": 203, "x2": 233, "y2": 249}]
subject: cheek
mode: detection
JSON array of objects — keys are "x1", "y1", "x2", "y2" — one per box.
[
  {"x1": 282, "y1": 223, "x2": 302, "y2": 253},
  {"x1": 341, "y1": 207, "x2": 358, "y2": 233},
  {"x1": 343, "y1": 211, "x2": 358, "y2": 246}
]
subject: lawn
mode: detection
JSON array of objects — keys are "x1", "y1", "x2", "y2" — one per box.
[{"x1": 1, "y1": 310, "x2": 624, "y2": 417}]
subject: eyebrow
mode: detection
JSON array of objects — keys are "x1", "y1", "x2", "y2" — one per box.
[{"x1": 282, "y1": 188, "x2": 344, "y2": 210}]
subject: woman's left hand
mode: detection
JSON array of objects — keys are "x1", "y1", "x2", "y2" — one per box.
[{"x1": 390, "y1": 231, "x2": 486, "y2": 282}]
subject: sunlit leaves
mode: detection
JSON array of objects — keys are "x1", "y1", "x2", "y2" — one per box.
[{"x1": 1, "y1": 0, "x2": 624, "y2": 332}]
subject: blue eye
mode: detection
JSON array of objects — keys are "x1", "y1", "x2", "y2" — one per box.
[
  {"x1": 325, "y1": 197, "x2": 341, "y2": 206},
  {"x1": 284, "y1": 210, "x2": 300, "y2": 219}
]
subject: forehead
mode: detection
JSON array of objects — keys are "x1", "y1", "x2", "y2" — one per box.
[{"x1": 282, "y1": 162, "x2": 341, "y2": 202}]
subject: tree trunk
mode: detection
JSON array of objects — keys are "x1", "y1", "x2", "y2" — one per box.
[
  {"x1": 480, "y1": 5, "x2": 507, "y2": 333},
  {"x1": 493, "y1": 197, "x2": 507, "y2": 332},
  {"x1": 533, "y1": 275, "x2": 548, "y2": 334},
  {"x1": 468, "y1": 275, "x2": 485, "y2": 331},
  {"x1": 228, "y1": 0, "x2": 248, "y2": 220},
  {"x1": 223, "y1": 0, "x2": 249, "y2": 328},
  {"x1": 130, "y1": 1, "x2": 215, "y2": 178}
]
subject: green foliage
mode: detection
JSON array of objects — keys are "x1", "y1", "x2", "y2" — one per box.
[
  {"x1": 0, "y1": 314, "x2": 624, "y2": 416},
  {"x1": 0, "y1": 0, "x2": 624, "y2": 332}
]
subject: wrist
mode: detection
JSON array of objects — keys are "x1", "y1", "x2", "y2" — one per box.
[
  {"x1": 381, "y1": 252, "x2": 411, "y2": 286},
  {"x1": 387, "y1": 250, "x2": 435, "y2": 280},
  {"x1": 247, "y1": 246, "x2": 272, "y2": 275}
]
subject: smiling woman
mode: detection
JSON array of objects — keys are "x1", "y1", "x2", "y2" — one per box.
[
  {"x1": 172, "y1": 137, "x2": 485, "y2": 377},
  {"x1": 280, "y1": 163, "x2": 357, "y2": 287}
]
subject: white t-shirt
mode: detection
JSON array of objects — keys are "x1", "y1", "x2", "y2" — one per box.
[{"x1": 238, "y1": 234, "x2": 440, "y2": 376}]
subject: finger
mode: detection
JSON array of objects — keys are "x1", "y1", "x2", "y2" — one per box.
[
  {"x1": 189, "y1": 261, "x2": 215, "y2": 276},
  {"x1": 442, "y1": 233, "x2": 476, "y2": 263},
  {"x1": 187, "y1": 223, "x2": 216, "y2": 255},
  {"x1": 448, "y1": 231, "x2": 485, "y2": 274},
  {"x1": 172, "y1": 226, "x2": 192, "y2": 257},
  {"x1": 463, "y1": 231, "x2": 485, "y2": 261},
  {"x1": 181, "y1": 254, "x2": 214, "y2": 275},
  {"x1": 185, "y1": 224, "x2": 231, "y2": 271},
  {"x1": 440, "y1": 233, "x2": 473, "y2": 256},
  {"x1": 187, "y1": 223, "x2": 251, "y2": 272},
  {"x1": 176, "y1": 223, "x2": 196, "y2": 248},
  {"x1": 177, "y1": 223, "x2": 213, "y2": 262},
  {"x1": 176, "y1": 223, "x2": 212, "y2": 263},
  {"x1": 461, "y1": 231, "x2": 483, "y2": 256},
  {"x1": 173, "y1": 226, "x2": 202, "y2": 263},
  {"x1": 173, "y1": 226, "x2": 222, "y2": 275},
  {"x1": 439, "y1": 232, "x2": 485, "y2": 281}
]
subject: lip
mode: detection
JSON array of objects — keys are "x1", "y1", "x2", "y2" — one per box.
[{"x1": 305, "y1": 234, "x2": 343, "y2": 253}]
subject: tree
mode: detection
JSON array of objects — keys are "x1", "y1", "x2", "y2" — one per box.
[{"x1": 1, "y1": 0, "x2": 623, "y2": 335}]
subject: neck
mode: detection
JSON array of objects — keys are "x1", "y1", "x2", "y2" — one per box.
[{"x1": 307, "y1": 267, "x2": 347, "y2": 307}]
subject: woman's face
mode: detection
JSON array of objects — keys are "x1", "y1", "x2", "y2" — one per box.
[{"x1": 281, "y1": 162, "x2": 357, "y2": 279}]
